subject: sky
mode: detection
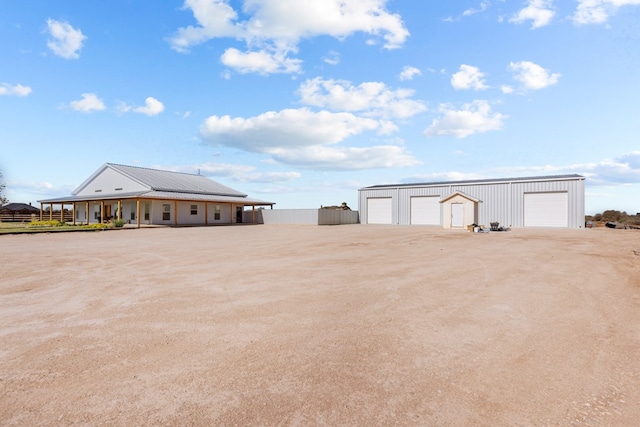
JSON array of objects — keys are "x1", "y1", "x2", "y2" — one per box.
[{"x1": 1, "y1": 0, "x2": 639, "y2": 215}]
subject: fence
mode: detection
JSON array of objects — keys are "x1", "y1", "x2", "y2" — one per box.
[{"x1": 261, "y1": 209, "x2": 359, "y2": 225}]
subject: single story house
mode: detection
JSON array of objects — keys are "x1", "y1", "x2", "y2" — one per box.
[
  {"x1": 0, "y1": 203, "x2": 41, "y2": 222},
  {"x1": 38, "y1": 163, "x2": 274, "y2": 227},
  {"x1": 358, "y1": 174, "x2": 585, "y2": 229}
]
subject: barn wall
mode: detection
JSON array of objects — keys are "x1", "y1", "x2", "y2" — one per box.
[{"x1": 359, "y1": 176, "x2": 585, "y2": 228}]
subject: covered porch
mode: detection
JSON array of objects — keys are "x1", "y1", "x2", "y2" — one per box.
[{"x1": 38, "y1": 196, "x2": 274, "y2": 228}]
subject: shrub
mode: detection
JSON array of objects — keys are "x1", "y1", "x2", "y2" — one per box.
[
  {"x1": 29, "y1": 220, "x2": 65, "y2": 227},
  {"x1": 112, "y1": 219, "x2": 125, "y2": 228},
  {"x1": 82, "y1": 223, "x2": 109, "y2": 229}
]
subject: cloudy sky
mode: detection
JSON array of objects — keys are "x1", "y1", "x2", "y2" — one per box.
[{"x1": 1, "y1": 0, "x2": 639, "y2": 214}]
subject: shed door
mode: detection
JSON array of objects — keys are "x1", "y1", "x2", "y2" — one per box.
[
  {"x1": 367, "y1": 198, "x2": 392, "y2": 224},
  {"x1": 410, "y1": 196, "x2": 440, "y2": 225},
  {"x1": 451, "y1": 203, "x2": 464, "y2": 228},
  {"x1": 524, "y1": 192, "x2": 568, "y2": 227}
]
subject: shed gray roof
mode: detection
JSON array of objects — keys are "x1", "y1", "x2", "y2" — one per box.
[{"x1": 361, "y1": 174, "x2": 585, "y2": 190}]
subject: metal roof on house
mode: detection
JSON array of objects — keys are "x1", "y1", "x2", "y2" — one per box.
[
  {"x1": 73, "y1": 163, "x2": 247, "y2": 197},
  {"x1": 361, "y1": 174, "x2": 585, "y2": 190},
  {"x1": 39, "y1": 163, "x2": 275, "y2": 205}
]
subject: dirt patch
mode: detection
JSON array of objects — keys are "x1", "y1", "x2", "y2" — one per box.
[{"x1": 1, "y1": 225, "x2": 639, "y2": 425}]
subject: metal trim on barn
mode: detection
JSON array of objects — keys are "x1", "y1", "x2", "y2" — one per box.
[{"x1": 358, "y1": 175, "x2": 585, "y2": 229}]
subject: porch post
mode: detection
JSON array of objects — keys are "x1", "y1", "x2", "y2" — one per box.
[
  {"x1": 230, "y1": 204, "x2": 233, "y2": 224},
  {"x1": 72, "y1": 202, "x2": 76, "y2": 226},
  {"x1": 117, "y1": 200, "x2": 122, "y2": 221},
  {"x1": 100, "y1": 201, "x2": 105, "y2": 223},
  {"x1": 49, "y1": 203, "x2": 53, "y2": 221},
  {"x1": 174, "y1": 200, "x2": 178, "y2": 226},
  {"x1": 136, "y1": 199, "x2": 141, "y2": 229},
  {"x1": 61, "y1": 204, "x2": 64, "y2": 222},
  {"x1": 40, "y1": 203, "x2": 43, "y2": 221},
  {"x1": 86, "y1": 202, "x2": 89, "y2": 224},
  {"x1": 205, "y1": 202, "x2": 208, "y2": 225},
  {"x1": 252, "y1": 205, "x2": 255, "y2": 224}
]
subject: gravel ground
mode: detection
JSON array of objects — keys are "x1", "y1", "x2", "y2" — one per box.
[{"x1": 1, "y1": 225, "x2": 639, "y2": 426}]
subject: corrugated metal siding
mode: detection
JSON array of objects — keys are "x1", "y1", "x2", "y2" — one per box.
[
  {"x1": 262, "y1": 209, "x2": 319, "y2": 225},
  {"x1": 318, "y1": 210, "x2": 359, "y2": 225},
  {"x1": 359, "y1": 188, "x2": 397, "y2": 224},
  {"x1": 359, "y1": 176, "x2": 585, "y2": 228},
  {"x1": 397, "y1": 186, "x2": 444, "y2": 225},
  {"x1": 262, "y1": 209, "x2": 359, "y2": 225}
]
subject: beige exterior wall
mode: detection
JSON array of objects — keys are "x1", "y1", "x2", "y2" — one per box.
[{"x1": 441, "y1": 194, "x2": 478, "y2": 229}]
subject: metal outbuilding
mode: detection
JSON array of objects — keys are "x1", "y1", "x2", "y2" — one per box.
[{"x1": 358, "y1": 174, "x2": 586, "y2": 229}]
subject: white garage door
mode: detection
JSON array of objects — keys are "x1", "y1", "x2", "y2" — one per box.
[
  {"x1": 524, "y1": 192, "x2": 568, "y2": 227},
  {"x1": 367, "y1": 198, "x2": 392, "y2": 224},
  {"x1": 410, "y1": 196, "x2": 440, "y2": 225}
]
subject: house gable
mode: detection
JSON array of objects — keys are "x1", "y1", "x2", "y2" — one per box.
[{"x1": 74, "y1": 164, "x2": 149, "y2": 197}]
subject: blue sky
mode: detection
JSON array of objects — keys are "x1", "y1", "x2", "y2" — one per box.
[{"x1": 1, "y1": 0, "x2": 639, "y2": 214}]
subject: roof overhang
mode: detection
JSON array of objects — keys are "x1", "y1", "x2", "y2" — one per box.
[
  {"x1": 439, "y1": 191, "x2": 482, "y2": 204},
  {"x1": 38, "y1": 191, "x2": 275, "y2": 206}
]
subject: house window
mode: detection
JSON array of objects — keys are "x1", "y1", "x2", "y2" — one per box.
[
  {"x1": 162, "y1": 204, "x2": 171, "y2": 221},
  {"x1": 214, "y1": 205, "x2": 221, "y2": 220},
  {"x1": 190, "y1": 204, "x2": 198, "y2": 215}
]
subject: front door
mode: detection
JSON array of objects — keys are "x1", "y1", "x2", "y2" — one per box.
[
  {"x1": 451, "y1": 203, "x2": 464, "y2": 228},
  {"x1": 236, "y1": 207, "x2": 243, "y2": 224}
]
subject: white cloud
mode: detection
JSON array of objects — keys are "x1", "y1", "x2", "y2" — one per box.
[
  {"x1": 271, "y1": 145, "x2": 420, "y2": 171},
  {"x1": 492, "y1": 151, "x2": 640, "y2": 186},
  {"x1": 199, "y1": 108, "x2": 418, "y2": 170},
  {"x1": 509, "y1": 61, "x2": 560, "y2": 90},
  {"x1": 323, "y1": 51, "x2": 340, "y2": 65},
  {"x1": 501, "y1": 85, "x2": 515, "y2": 94},
  {"x1": 118, "y1": 97, "x2": 165, "y2": 116},
  {"x1": 220, "y1": 47, "x2": 302, "y2": 74},
  {"x1": 134, "y1": 97, "x2": 165, "y2": 116},
  {"x1": 0, "y1": 83, "x2": 32, "y2": 97},
  {"x1": 399, "y1": 66, "x2": 421, "y2": 81},
  {"x1": 298, "y1": 77, "x2": 426, "y2": 119},
  {"x1": 509, "y1": 0, "x2": 555, "y2": 29},
  {"x1": 68, "y1": 93, "x2": 106, "y2": 112},
  {"x1": 178, "y1": 162, "x2": 301, "y2": 183},
  {"x1": 463, "y1": 1, "x2": 490, "y2": 16},
  {"x1": 451, "y1": 64, "x2": 489, "y2": 90},
  {"x1": 169, "y1": 0, "x2": 409, "y2": 74},
  {"x1": 46, "y1": 19, "x2": 86, "y2": 59},
  {"x1": 423, "y1": 100, "x2": 506, "y2": 138},
  {"x1": 573, "y1": 0, "x2": 640, "y2": 25},
  {"x1": 201, "y1": 108, "x2": 381, "y2": 151}
]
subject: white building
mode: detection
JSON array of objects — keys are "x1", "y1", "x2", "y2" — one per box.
[
  {"x1": 358, "y1": 175, "x2": 586, "y2": 229},
  {"x1": 38, "y1": 163, "x2": 274, "y2": 227}
]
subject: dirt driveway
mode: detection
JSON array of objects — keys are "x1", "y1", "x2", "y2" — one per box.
[{"x1": 1, "y1": 225, "x2": 639, "y2": 426}]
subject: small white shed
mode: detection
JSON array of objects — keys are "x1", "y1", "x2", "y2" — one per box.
[{"x1": 439, "y1": 191, "x2": 480, "y2": 229}]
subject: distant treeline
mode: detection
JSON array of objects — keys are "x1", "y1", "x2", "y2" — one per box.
[{"x1": 586, "y1": 210, "x2": 640, "y2": 225}]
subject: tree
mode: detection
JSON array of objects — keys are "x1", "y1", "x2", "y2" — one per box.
[{"x1": 0, "y1": 171, "x2": 8, "y2": 206}]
